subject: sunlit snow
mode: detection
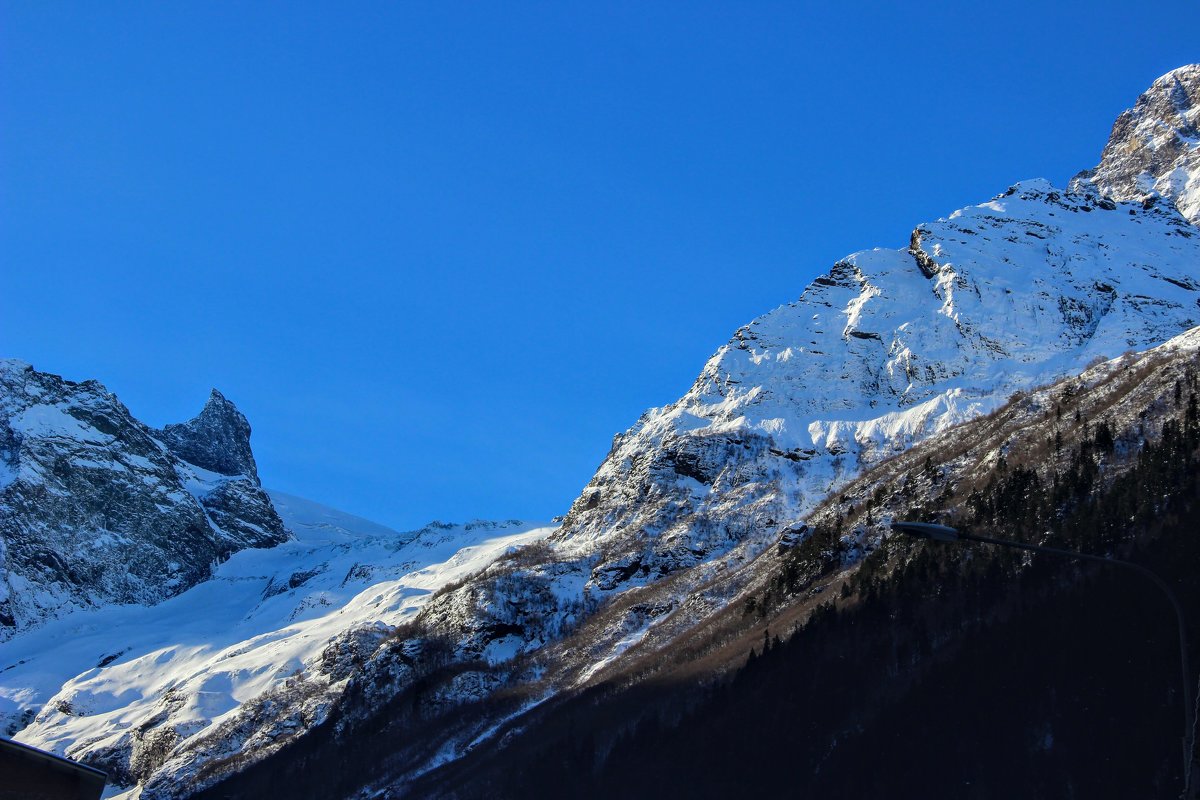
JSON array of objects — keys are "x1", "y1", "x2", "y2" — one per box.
[{"x1": 0, "y1": 491, "x2": 553, "y2": 795}]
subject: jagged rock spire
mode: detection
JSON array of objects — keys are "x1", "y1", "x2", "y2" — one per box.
[
  {"x1": 1071, "y1": 64, "x2": 1200, "y2": 224},
  {"x1": 159, "y1": 388, "x2": 260, "y2": 483}
]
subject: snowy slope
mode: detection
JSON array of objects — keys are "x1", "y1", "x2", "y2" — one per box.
[
  {"x1": 553, "y1": 177, "x2": 1200, "y2": 594},
  {"x1": 0, "y1": 492, "x2": 552, "y2": 797}
]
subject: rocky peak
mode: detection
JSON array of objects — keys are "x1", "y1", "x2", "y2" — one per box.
[
  {"x1": 0, "y1": 365, "x2": 286, "y2": 639},
  {"x1": 158, "y1": 388, "x2": 260, "y2": 484},
  {"x1": 1071, "y1": 64, "x2": 1200, "y2": 224}
]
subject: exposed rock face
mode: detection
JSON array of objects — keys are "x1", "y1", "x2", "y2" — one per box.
[
  {"x1": 1071, "y1": 63, "x2": 1200, "y2": 224},
  {"x1": 159, "y1": 390, "x2": 260, "y2": 483},
  {"x1": 0, "y1": 361, "x2": 286, "y2": 640}
]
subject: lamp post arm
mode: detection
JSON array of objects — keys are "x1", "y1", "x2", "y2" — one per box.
[{"x1": 957, "y1": 530, "x2": 1194, "y2": 796}]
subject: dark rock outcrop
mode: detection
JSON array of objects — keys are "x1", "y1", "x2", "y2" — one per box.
[{"x1": 159, "y1": 389, "x2": 260, "y2": 483}]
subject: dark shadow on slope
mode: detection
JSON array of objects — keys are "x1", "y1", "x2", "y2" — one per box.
[
  {"x1": 191, "y1": 363, "x2": 1200, "y2": 800},
  {"x1": 409, "y1": 382, "x2": 1200, "y2": 799}
]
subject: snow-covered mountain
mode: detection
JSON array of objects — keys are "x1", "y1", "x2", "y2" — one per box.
[
  {"x1": 169, "y1": 63, "x2": 1200, "y2": 799},
  {"x1": 0, "y1": 361, "x2": 287, "y2": 640},
  {"x1": 4, "y1": 63, "x2": 1200, "y2": 800},
  {"x1": 542, "y1": 67, "x2": 1200, "y2": 617},
  {"x1": 557, "y1": 177, "x2": 1199, "y2": 583}
]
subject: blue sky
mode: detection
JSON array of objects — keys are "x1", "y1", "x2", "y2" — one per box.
[{"x1": 2, "y1": 2, "x2": 1197, "y2": 529}]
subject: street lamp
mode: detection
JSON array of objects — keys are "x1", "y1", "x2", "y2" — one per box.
[{"x1": 891, "y1": 520, "x2": 1196, "y2": 798}]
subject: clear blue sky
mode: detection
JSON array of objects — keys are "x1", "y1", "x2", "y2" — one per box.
[{"x1": 2, "y1": 2, "x2": 1197, "y2": 530}]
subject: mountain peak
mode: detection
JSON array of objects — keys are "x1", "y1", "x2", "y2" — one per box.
[
  {"x1": 1070, "y1": 63, "x2": 1200, "y2": 224},
  {"x1": 202, "y1": 387, "x2": 240, "y2": 420},
  {"x1": 0, "y1": 366, "x2": 286, "y2": 642},
  {"x1": 159, "y1": 389, "x2": 260, "y2": 483},
  {"x1": 1154, "y1": 62, "x2": 1200, "y2": 95},
  {"x1": 0, "y1": 358, "x2": 32, "y2": 376}
]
